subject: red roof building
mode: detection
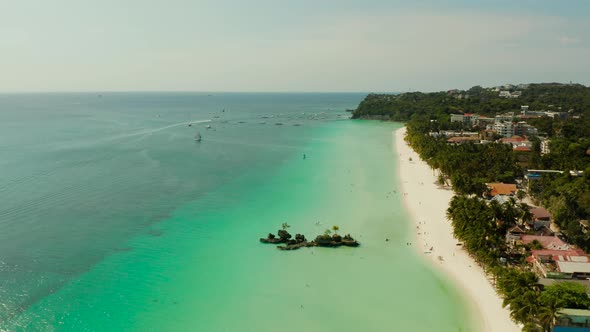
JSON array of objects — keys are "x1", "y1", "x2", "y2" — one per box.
[
  {"x1": 521, "y1": 235, "x2": 569, "y2": 250},
  {"x1": 486, "y1": 183, "x2": 517, "y2": 196}
]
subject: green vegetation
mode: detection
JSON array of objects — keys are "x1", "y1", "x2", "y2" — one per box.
[
  {"x1": 352, "y1": 82, "x2": 590, "y2": 331},
  {"x1": 407, "y1": 130, "x2": 519, "y2": 195},
  {"x1": 396, "y1": 83, "x2": 590, "y2": 251},
  {"x1": 352, "y1": 83, "x2": 590, "y2": 121},
  {"x1": 332, "y1": 225, "x2": 339, "y2": 234}
]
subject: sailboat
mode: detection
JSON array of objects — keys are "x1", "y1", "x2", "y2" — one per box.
[{"x1": 194, "y1": 132, "x2": 202, "y2": 141}]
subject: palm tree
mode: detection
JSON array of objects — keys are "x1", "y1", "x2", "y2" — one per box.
[
  {"x1": 281, "y1": 222, "x2": 290, "y2": 231},
  {"x1": 518, "y1": 203, "x2": 533, "y2": 226},
  {"x1": 332, "y1": 225, "x2": 339, "y2": 235},
  {"x1": 536, "y1": 302, "x2": 557, "y2": 332}
]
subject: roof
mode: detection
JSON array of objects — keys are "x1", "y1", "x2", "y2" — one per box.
[
  {"x1": 557, "y1": 308, "x2": 590, "y2": 317},
  {"x1": 486, "y1": 183, "x2": 517, "y2": 196},
  {"x1": 447, "y1": 136, "x2": 479, "y2": 143},
  {"x1": 530, "y1": 207, "x2": 552, "y2": 220},
  {"x1": 531, "y1": 249, "x2": 586, "y2": 260},
  {"x1": 553, "y1": 327, "x2": 590, "y2": 332},
  {"x1": 521, "y1": 235, "x2": 569, "y2": 249},
  {"x1": 508, "y1": 225, "x2": 526, "y2": 234},
  {"x1": 500, "y1": 136, "x2": 526, "y2": 143},
  {"x1": 536, "y1": 226, "x2": 555, "y2": 236},
  {"x1": 514, "y1": 146, "x2": 532, "y2": 152},
  {"x1": 557, "y1": 261, "x2": 590, "y2": 273}
]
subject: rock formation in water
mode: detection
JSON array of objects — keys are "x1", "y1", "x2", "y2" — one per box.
[{"x1": 260, "y1": 228, "x2": 359, "y2": 250}]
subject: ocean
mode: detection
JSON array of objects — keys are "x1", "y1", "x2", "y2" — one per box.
[{"x1": 0, "y1": 93, "x2": 472, "y2": 331}]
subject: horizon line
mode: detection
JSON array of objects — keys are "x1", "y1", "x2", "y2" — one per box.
[{"x1": 0, "y1": 90, "x2": 383, "y2": 94}]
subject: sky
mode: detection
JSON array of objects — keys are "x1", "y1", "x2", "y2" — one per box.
[{"x1": 1, "y1": 0, "x2": 589, "y2": 92}]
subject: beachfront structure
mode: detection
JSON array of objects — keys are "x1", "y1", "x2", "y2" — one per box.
[
  {"x1": 555, "y1": 309, "x2": 590, "y2": 330},
  {"x1": 527, "y1": 248, "x2": 590, "y2": 279},
  {"x1": 486, "y1": 183, "x2": 517, "y2": 197},
  {"x1": 522, "y1": 235, "x2": 569, "y2": 250}
]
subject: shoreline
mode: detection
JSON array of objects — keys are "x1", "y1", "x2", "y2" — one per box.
[{"x1": 394, "y1": 127, "x2": 520, "y2": 332}]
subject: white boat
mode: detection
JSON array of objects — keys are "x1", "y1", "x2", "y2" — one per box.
[
  {"x1": 194, "y1": 132, "x2": 202, "y2": 141},
  {"x1": 206, "y1": 124, "x2": 212, "y2": 129}
]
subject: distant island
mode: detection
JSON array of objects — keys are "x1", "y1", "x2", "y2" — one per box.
[{"x1": 353, "y1": 82, "x2": 590, "y2": 332}]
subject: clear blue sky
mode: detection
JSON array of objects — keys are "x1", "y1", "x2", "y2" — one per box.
[{"x1": 1, "y1": 0, "x2": 589, "y2": 92}]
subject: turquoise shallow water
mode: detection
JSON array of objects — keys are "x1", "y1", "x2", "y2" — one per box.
[{"x1": 0, "y1": 93, "x2": 472, "y2": 331}]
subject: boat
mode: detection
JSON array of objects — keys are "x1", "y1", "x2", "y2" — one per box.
[
  {"x1": 194, "y1": 132, "x2": 202, "y2": 141},
  {"x1": 206, "y1": 124, "x2": 211, "y2": 129}
]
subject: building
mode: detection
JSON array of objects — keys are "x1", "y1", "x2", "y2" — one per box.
[
  {"x1": 499, "y1": 90, "x2": 521, "y2": 98},
  {"x1": 495, "y1": 113, "x2": 516, "y2": 122},
  {"x1": 530, "y1": 207, "x2": 553, "y2": 230},
  {"x1": 447, "y1": 136, "x2": 480, "y2": 144},
  {"x1": 521, "y1": 110, "x2": 546, "y2": 117},
  {"x1": 506, "y1": 225, "x2": 526, "y2": 245},
  {"x1": 557, "y1": 260, "x2": 590, "y2": 279},
  {"x1": 527, "y1": 247, "x2": 590, "y2": 280},
  {"x1": 500, "y1": 136, "x2": 532, "y2": 150},
  {"x1": 514, "y1": 146, "x2": 532, "y2": 152},
  {"x1": 450, "y1": 114, "x2": 466, "y2": 123},
  {"x1": 521, "y1": 235, "x2": 569, "y2": 250},
  {"x1": 486, "y1": 183, "x2": 517, "y2": 197},
  {"x1": 493, "y1": 121, "x2": 515, "y2": 137},
  {"x1": 449, "y1": 113, "x2": 484, "y2": 128},
  {"x1": 541, "y1": 139, "x2": 551, "y2": 155},
  {"x1": 555, "y1": 309, "x2": 590, "y2": 330},
  {"x1": 514, "y1": 121, "x2": 538, "y2": 136}
]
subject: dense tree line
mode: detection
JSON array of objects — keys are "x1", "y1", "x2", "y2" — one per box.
[
  {"x1": 405, "y1": 118, "x2": 520, "y2": 195},
  {"x1": 352, "y1": 83, "x2": 590, "y2": 120}
]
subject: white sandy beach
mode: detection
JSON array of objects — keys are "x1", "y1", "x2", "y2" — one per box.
[{"x1": 395, "y1": 127, "x2": 520, "y2": 332}]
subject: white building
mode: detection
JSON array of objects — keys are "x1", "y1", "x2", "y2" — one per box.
[
  {"x1": 493, "y1": 121, "x2": 515, "y2": 137},
  {"x1": 541, "y1": 139, "x2": 551, "y2": 155}
]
